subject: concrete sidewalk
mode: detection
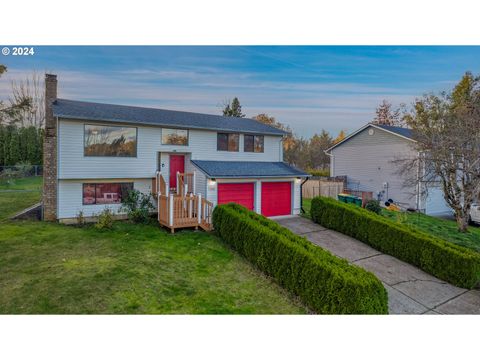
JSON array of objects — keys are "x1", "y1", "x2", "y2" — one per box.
[{"x1": 275, "y1": 216, "x2": 480, "y2": 314}]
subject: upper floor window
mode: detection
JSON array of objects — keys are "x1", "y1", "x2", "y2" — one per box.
[
  {"x1": 244, "y1": 135, "x2": 264, "y2": 153},
  {"x1": 217, "y1": 133, "x2": 239, "y2": 152},
  {"x1": 162, "y1": 128, "x2": 189, "y2": 146},
  {"x1": 82, "y1": 182, "x2": 133, "y2": 205},
  {"x1": 84, "y1": 124, "x2": 137, "y2": 157}
]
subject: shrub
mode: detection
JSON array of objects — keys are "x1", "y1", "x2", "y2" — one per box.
[
  {"x1": 121, "y1": 189, "x2": 155, "y2": 224},
  {"x1": 14, "y1": 162, "x2": 34, "y2": 176},
  {"x1": 95, "y1": 208, "x2": 115, "y2": 230},
  {"x1": 365, "y1": 200, "x2": 381, "y2": 214},
  {"x1": 307, "y1": 168, "x2": 330, "y2": 177},
  {"x1": 75, "y1": 210, "x2": 86, "y2": 227},
  {"x1": 310, "y1": 196, "x2": 480, "y2": 289},
  {"x1": 212, "y1": 203, "x2": 388, "y2": 314},
  {"x1": 0, "y1": 168, "x2": 23, "y2": 186}
]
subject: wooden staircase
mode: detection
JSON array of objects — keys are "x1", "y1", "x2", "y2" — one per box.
[{"x1": 154, "y1": 171, "x2": 213, "y2": 233}]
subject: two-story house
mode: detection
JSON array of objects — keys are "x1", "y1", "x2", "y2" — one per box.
[
  {"x1": 325, "y1": 123, "x2": 451, "y2": 216},
  {"x1": 43, "y1": 74, "x2": 308, "y2": 230}
]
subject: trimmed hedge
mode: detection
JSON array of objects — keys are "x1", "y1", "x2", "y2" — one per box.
[
  {"x1": 212, "y1": 203, "x2": 388, "y2": 314},
  {"x1": 310, "y1": 196, "x2": 480, "y2": 289}
]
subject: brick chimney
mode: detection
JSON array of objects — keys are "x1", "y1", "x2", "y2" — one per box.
[{"x1": 43, "y1": 74, "x2": 58, "y2": 221}]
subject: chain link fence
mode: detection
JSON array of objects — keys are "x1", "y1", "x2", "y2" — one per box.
[{"x1": 0, "y1": 165, "x2": 43, "y2": 180}]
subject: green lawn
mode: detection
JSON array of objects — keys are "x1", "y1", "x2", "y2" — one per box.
[
  {"x1": 382, "y1": 210, "x2": 480, "y2": 253},
  {"x1": 0, "y1": 177, "x2": 42, "y2": 220},
  {"x1": 0, "y1": 176, "x2": 42, "y2": 191},
  {"x1": 0, "y1": 177, "x2": 306, "y2": 314},
  {"x1": 302, "y1": 198, "x2": 312, "y2": 217},
  {"x1": 304, "y1": 196, "x2": 480, "y2": 253}
]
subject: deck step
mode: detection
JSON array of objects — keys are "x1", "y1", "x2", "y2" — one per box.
[{"x1": 199, "y1": 222, "x2": 212, "y2": 231}]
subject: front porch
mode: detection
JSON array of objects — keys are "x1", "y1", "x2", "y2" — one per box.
[{"x1": 153, "y1": 171, "x2": 213, "y2": 233}]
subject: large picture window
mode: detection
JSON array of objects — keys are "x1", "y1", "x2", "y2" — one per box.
[
  {"x1": 244, "y1": 135, "x2": 264, "y2": 153},
  {"x1": 82, "y1": 183, "x2": 133, "y2": 205},
  {"x1": 84, "y1": 124, "x2": 137, "y2": 157},
  {"x1": 217, "y1": 133, "x2": 239, "y2": 152},
  {"x1": 162, "y1": 128, "x2": 188, "y2": 145}
]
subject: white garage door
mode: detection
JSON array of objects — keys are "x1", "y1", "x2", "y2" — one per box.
[{"x1": 425, "y1": 187, "x2": 452, "y2": 216}]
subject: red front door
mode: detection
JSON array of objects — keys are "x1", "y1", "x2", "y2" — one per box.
[
  {"x1": 169, "y1": 155, "x2": 185, "y2": 188},
  {"x1": 261, "y1": 182, "x2": 292, "y2": 217},
  {"x1": 217, "y1": 183, "x2": 255, "y2": 210}
]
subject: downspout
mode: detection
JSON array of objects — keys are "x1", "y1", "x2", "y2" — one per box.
[{"x1": 300, "y1": 176, "x2": 310, "y2": 214}]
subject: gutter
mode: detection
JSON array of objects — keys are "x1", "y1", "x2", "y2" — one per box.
[{"x1": 300, "y1": 176, "x2": 310, "y2": 214}]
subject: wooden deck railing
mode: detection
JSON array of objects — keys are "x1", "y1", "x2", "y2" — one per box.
[
  {"x1": 200, "y1": 197, "x2": 214, "y2": 229},
  {"x1": 153, "y1": 171, "x2": 167, "y2": 196},
  {"x1": 157, "y1": 193, "x2": 213, "y2": 233},
  {"x1": 177, "y1": 172, "x2": 195, "y2": 196}
]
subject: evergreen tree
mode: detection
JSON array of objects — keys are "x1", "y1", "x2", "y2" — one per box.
[
  {"x1": 222, "y1": 97, "x2": 245, "y2": 117},
  {"x1": 333, "y1": 130, "x2": 346, "y2": 144},
  {"x1": 308, "y1": 130, "x2": 333, "y2": 169}
]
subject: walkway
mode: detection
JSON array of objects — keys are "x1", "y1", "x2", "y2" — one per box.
[{"x1": 275, "y1": 216, "x2": 480, "y2": 314}]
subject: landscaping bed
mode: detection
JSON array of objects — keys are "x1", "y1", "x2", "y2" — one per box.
[
  {"x1": 310, "y1": 196, "x2": 480, "y2": 289},
  {"x1": 213, "y1": 203, "x2": 388, "y2": 314}
]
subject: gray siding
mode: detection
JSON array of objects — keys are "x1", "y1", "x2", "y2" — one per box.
[
  {"x1": 185, "y1": 154, "x2": 207, "y2": 196},
  {"x1": 331, "y1": 126, "x2": 418, "y2": 208},
  {"x1": 58, "y1": 119, "x2": 283, "y2": 180}
]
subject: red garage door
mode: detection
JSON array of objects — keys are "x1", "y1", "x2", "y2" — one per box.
[
  {"x1": 261, "y1": 182, "x2": 292, "y2": 217},
  {"x1": 217, "y1": 183, "x2": 255, "y2": 210}
]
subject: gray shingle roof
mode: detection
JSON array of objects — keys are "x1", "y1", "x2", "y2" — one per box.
[
  {"x1": 191, "y1": 160, "x2": 308, "y2": 178},
  {"x1": 53, "y1": 99, "x2": 286, "y2": 136},
  {"x1": 375, "y1": 124, "x2": 413, "y2": 139}
]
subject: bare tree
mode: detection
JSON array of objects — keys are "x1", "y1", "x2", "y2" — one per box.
[
  {"x1": 397, "y1": 72, "x2": 480, "y2": 232},
  {"x1": 9, "y1": 72, "x2": 45, "y2": 128},
  {"x1": 0, "y1": 65, "x2": 32, "y2": 125},
  {"x1": 372, "y1": 100, "x2": 402, "y2": 126}
]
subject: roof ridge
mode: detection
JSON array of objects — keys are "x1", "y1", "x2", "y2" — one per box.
[
  {"x1": 53, "y1": 98, "x2": 286, "y2": 136},
  {"x1": 55, "y1": 98, "x2": 263, "y2": 123}
]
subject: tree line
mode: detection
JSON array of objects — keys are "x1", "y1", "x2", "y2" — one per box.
[{"x1": 0, "y1": 65, "x2": 44, "y2": 166}]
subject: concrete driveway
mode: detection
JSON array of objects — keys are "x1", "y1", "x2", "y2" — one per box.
[{"x1": 274, "y1": 216, "x2": 480, "y2": 314}]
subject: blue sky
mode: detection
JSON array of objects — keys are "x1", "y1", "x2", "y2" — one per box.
[{"x1": 1, "y1": 46, "x2": 479, "y2": 137}]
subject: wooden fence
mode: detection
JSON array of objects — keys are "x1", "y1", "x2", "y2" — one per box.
[{"x1": 302, "y1": 179, "x2": 345, "y2": 199}]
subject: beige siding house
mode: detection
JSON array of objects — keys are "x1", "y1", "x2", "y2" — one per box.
[{"x1": 326, "y1": 123, "x2": 451, "y2": 216}]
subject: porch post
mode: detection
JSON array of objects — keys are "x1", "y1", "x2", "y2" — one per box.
[
  {"x1": 169, "y1": 193, "x2": 174, "y2": 226},
  {"x1": 177, "y1": 171, "x2": 180, "y2": 194},
  {"x1": 197, "y1": 194, "x2": 202, "y2": 224},
  {"x1": 188, "y1": 193, "x2": 193, "y2": 218},
  {"x1": 193, "y1": 171, "x2": 196, "y2": 194}
]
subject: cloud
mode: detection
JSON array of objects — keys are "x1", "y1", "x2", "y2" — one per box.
[{"x1": 0, "y1": 65, "x2": 424, "y2": 137}]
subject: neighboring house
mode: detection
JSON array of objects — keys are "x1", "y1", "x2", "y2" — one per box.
[
  {"x1": 325, "y1": 123, "x2": 451, "y2": 216},
  {"x1": 42, "y1": 74, "x2": 308, "y2": 228}
]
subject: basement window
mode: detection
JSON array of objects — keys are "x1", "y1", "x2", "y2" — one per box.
[{"x1": 82, "y1": 182, "x2": 133, "y2": 205}]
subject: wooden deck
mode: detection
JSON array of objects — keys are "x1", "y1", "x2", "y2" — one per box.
[{"x1": 154, "y1": 172, "x2": 213, "y2": 233}]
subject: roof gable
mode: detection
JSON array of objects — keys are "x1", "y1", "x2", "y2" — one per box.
[
  {"x1": 325, "y1": 123, "x2": 414, "y2": 153},
  {"x1": 53, "y1": 98, "x2": 286, "y2": 136}
]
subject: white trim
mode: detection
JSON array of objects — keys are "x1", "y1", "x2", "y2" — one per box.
[{"x1": 325, "y1": 123, "x2": 416, "y2": 154}]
